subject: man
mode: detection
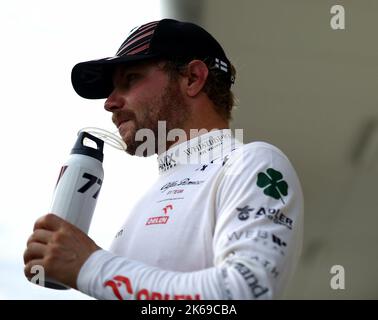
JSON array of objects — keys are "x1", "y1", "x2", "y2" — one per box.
[{"x1": 24, "y1": 19, "x2": 303, "y2": 299}]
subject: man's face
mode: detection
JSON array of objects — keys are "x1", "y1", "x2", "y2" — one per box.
[{"x1": 104, "y1": 61, "x2": 190, "y2": 156}]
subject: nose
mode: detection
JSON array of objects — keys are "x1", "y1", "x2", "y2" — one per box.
[{"x1": 104, "y1": 88, "x2": 124, "y2": 112}]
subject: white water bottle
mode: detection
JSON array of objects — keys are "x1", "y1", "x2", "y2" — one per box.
[{"x1": 45, "y1": 131, "x2": 105, "y2": 290}]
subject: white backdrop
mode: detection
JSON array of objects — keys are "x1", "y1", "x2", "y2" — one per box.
[{"x1": 0, "y1": 0, "x2": 161, "y2": 299}]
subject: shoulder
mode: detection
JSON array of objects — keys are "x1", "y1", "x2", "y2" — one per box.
[
  {"x1": 217, "y1": 139, "x2": 304, "y2": 214},
  {"x1": 221, "y1": 140, "x2": 301, "y2": 189},
  {"x1": 244, "y1": 141, "x2": 288, "y2": 155},
  {"x1": 226, "y1": 140, "x2": 291, "y2": 168}
]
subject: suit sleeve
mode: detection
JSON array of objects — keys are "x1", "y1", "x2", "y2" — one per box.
[{"x1": 76, "y1": 144, "x2": 304, "y2": 300}]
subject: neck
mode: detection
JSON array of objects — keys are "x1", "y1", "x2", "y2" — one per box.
[{"x1": 163, "y1": 104, "x2": 230, "y2": 153}]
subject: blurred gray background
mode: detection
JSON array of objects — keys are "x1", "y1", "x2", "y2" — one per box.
[{"x1": 161, "y1": 0, "x2": 378, "y2": 299}]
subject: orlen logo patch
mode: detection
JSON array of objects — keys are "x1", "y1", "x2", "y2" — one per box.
[
  {"x1": 104, "y1": 275, "x2": 201, "y2": 300},
  {"x1": 104, "y1": 275, "x2": 133, "y2": 300},
  {"x1": 146, "y1": 204, "x2": 173, "y2": 226}
]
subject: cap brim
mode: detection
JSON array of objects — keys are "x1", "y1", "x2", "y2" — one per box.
[{"x1": 71, "y1": 54, "x2": 160, "y2": 99}]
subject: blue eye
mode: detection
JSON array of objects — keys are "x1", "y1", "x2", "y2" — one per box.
[{"x1": 114, "y1": 71, "x2": 140, "y2": 89}]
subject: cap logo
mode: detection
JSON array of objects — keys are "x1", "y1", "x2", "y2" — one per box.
[
  {"x1": 116, "y1": 21, "x2": 159, "y2": 56},
  {"x1": 214, "y1": 58, "x2": 228, "y2": 72}
]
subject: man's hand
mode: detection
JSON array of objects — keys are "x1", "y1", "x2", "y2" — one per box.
[{"x1": 23, "y1": 213, "x2": 101, "y2": 289}]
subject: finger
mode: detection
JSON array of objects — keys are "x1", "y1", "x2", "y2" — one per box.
[
  {"x1": 27, "y1": 229, "x2": 53, "y2": 246},
  {"x1": 24, "y1": 259, "x2": 44, "y2": 280},
  {"x1": 33, "y1": 213, "x2": 62, "y2": 232},
  {"x1": 23, "y1": 242, "x2": 47, "y2": 264}
]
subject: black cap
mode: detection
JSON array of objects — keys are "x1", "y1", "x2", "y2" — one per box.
[{"x1": 71, "y1": 19, "x2": 234, "y2": 99}]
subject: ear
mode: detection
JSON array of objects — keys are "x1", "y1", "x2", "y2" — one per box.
[{"x1": 183, "y1": 60, "x2": 209, "y2": 97}]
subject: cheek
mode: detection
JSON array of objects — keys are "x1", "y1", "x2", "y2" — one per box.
[
  {"x1": 123, "y1": 92, "x2": 144, "y2": 122},
  {"x1": 127, "y1": 75, "x2": 170, "y2": 121},
  {"x1": 133, "y1": 89, "x2": 157, "y2": 107},
  {"x1": 129, "y1": 89, "x2": 158, "y2": 118}
]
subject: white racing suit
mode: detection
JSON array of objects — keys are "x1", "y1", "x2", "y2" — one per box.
[{"x1": 77, "y1": 129, "x2": 304, "y2": 300}]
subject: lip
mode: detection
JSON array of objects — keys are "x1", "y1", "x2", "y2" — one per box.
[{"x1": 116, "y1": 119, "x2": 130, "y2": 128}]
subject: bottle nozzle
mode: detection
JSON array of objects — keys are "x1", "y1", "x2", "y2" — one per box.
[{"x1": 78, "y1": 127, "x2": 127, "y2": 152}]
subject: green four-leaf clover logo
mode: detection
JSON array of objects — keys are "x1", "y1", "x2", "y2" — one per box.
[{"x1": 257, "y1": 168, "x2": 288, "y2": 204}]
